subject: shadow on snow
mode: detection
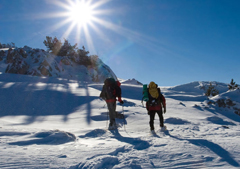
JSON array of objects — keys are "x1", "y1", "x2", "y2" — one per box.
[
  {"x1": 79, "y1": 129, "x2": 150, "y2": 151},
  {"x1": 0, "y1": 75, "x2": 98, "y2": 125},
  {"x1": 206, "y1": 116, "x2": 236, "y2": 126},
  {"x1": 164, "y1": 130, "x2": 239, "y2": 167},
  {"x1": 165, "y1": 117, "x2": 190, "y2": 125}
]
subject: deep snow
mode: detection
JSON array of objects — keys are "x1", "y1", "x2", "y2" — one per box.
[{"x1": 0, "y1": 73, "x2": 240, "y2": 168}]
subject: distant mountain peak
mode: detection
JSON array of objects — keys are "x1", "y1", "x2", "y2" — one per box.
[{"x1": 120, "y1": 78, "x2": 143, "y2": 85}]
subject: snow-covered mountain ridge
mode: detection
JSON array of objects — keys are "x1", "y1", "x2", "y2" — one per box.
[
  {"x1": 168, "y1": 81, "x2": 240, "y2": 115},
  {"x1": 0, "y1": 46, "x2": 116, "y2": 82}
]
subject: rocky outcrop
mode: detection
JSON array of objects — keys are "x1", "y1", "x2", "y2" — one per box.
[
  {"x1": 0, "y1": 46, "x2": 117, "y2": 82},
  {"x1": 216, "y1": 98, "x2": 236, "y2": 108},
  {"x1": 234, "y1": 108, "x2": 240, "y2": 116},
  {"x1": 5, "y1": 48, "x2": 30, "y2": 74},
  {"x1": 61, "y1": 58, "x2": 71, "y2": 65},
  {"x1": 0, "y1": 50, "x2": 5, "y2": 61},
  {"x1": 6, "y1": 48, "x2": 14, "y2": 63},
  {"x1": 207, "y1": 97, "x2": 239, "y2": 117},
  {"x1": 208, "y1": 98, "x2": 236, "y2": 108},
  {"x1": 6, "y1": 60, "x2": 29, "y2": 74}
]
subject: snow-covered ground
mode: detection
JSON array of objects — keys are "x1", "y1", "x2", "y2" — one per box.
[{"x1": 0, "y1": 73, "x2": 240, "y2": 168}]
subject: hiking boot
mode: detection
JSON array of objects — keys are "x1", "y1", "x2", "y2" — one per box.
[
  {"x1": 117, "y1": 113, "x2": 124, "y2": 119},
  {"x1": 160, "y1": 125, "x2": 167, "y2": 131},
  {"x1": 108, "y1": 122, "x2": 117, "y2": 130},
  {"x1": 150, "y1": 130, "x2": 156, "y2": 135},
  {"x1": 108, "y1": 125, "x2": 117, "y2": 130}
]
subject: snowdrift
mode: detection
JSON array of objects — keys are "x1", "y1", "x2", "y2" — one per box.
[{"x1": 9, "y1": 130, "x2": 76, "y2": 145}]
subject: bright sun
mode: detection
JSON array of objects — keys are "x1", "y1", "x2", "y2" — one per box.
[
  {"x1": 47, "y1": 0, "x2": 145, "y2": 54},
  {"x1": 68, "y1": 1, "x2": 93, "y2": 26}
]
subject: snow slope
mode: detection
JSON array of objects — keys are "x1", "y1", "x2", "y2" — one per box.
[{"x1": 0, "y1": 73, "x2": 240, "y2": 168}]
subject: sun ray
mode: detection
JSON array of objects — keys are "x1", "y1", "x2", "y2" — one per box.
[
  {"x1": 47, "y1": 12, "x2": 69, "y2": 18},
  {"x1": 88, "y1": 19, "x2": 106, "y2": 41},
  {"x1": 61, "y1": 22, "x2": 77, "y2": 40},
  {"x1": 92, "y1": 16, "x2": 156, "y2": 44},
  {"x1": 51, "y1": 0, "x2": 73, "y2": 11},
  {"x1": 75, "y1": 23, "x2": 83, "y2": 45},
  {"x1": 91, "y1": 16, "x2": 171, "y2": 56},
  {"x1": 90, "y1": 0, "x2": 111, "y2": 9},
  {"x1": 91, "y1": 9, "x2": 112, "y2": 15},
  {"x1": 83, "y1": 24, "x2": 96, "y2": 54},
  {"x1": 47, "y1": 17, "x2": 73, "y2": 33},
  {"x1": 92, "y1": 17, "x2": 126, "y2": 36}
]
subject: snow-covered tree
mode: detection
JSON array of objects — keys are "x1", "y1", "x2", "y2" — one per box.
[
  {"x1": 205, "y1": 82, "x2": 219, "y2": 97},
  {"x1": 75, "y1": 46, "x2": 90, "y2": 66},
  {"x1": 58, "y1": 39, "x2": 77, "y2": 57},
  {"x1": 43, "y1": 36, "x2": 62, "y2": 55},
  {"x1": 228, "y1": 79, "x2": 238, "y2": 90}
]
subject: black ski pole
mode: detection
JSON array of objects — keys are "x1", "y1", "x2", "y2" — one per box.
[
  {"x1": 106, "y1": 108, "x2": 109, "y2": 129},
  {"x1": 122, "y1": 105, "x2": 126, "y2": 131},
  {"x1": 122, "y1": 105, "x2": 131, "y2": 136}
]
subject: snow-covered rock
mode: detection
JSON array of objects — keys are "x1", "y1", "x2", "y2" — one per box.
[
  {"x1": 120, "y1": 78, "x2": 142, "y2": 85},
  {"x1": 0, "y1": 46, "x2": 117, "y2": 83},
  {"x1": 169, "y1": 81, "x2": 229, "y2": 95},
  {"x1": 208, "y1": 89, "x2": 240, "y2": 115}
]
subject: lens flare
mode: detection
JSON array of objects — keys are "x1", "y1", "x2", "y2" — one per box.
[
  {"x1": 68, "y1": 1, "x2": 93, "y2": 26},
  {"x1": 42, "y1": 0, "x2": 162, "y2": 57}
]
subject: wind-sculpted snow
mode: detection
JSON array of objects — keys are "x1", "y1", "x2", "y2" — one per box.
[
  {"x1": 109, "y1": 130, "x2": 151, "y2": 150},
  {"x1": 9, "y1": 130, "x2": 76, "y2": 145},
  {"x1": 164, "y1": 130, "x2": 240, "y2": 167},
  {"x1": 77, "y1": 155, "x2": 119, "y2": 169},
  {"x1": 165, "y1": 117, "x2": 190, "y2": 125},
  {"x1": 79, "y1": 129, "x2": 107, "y2": 138},
  {"x1": 0, "y1": 74, "x2": 240, "y2": 168}
]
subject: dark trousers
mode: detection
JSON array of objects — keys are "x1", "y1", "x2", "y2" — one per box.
[
  {"x1": 149, "y1": 110, "x2": 164, "y2": 130},
  {"x1": 107, "y1": 102, "x2": 116, "y2": 125}
]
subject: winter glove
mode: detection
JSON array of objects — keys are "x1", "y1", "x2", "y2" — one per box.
[
  {"x1": 99, "y1": 97, "x2": 105, "y2": 101},
  {"x1": 164, "y1": 107, "x2": 166, "y2": 113},
  {"x1": 148, "y1": 111, "x2": 150, "y2": 115},
  {"x1": 118, "y1": 97, "x2": 123, "y2": 104}
]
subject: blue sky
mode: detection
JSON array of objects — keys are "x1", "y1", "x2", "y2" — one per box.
[{"x1": 1, "y1": 0, "x2": 240, "y2": 86}]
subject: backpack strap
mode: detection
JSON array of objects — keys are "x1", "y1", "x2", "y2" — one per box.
[{"x1": 157, "y1": 88, "x2": 163, "y2": 103}]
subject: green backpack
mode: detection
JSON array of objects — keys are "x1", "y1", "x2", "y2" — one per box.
[{"x1": 142, "y1": 84, "x2": 149, "y2": 102}]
